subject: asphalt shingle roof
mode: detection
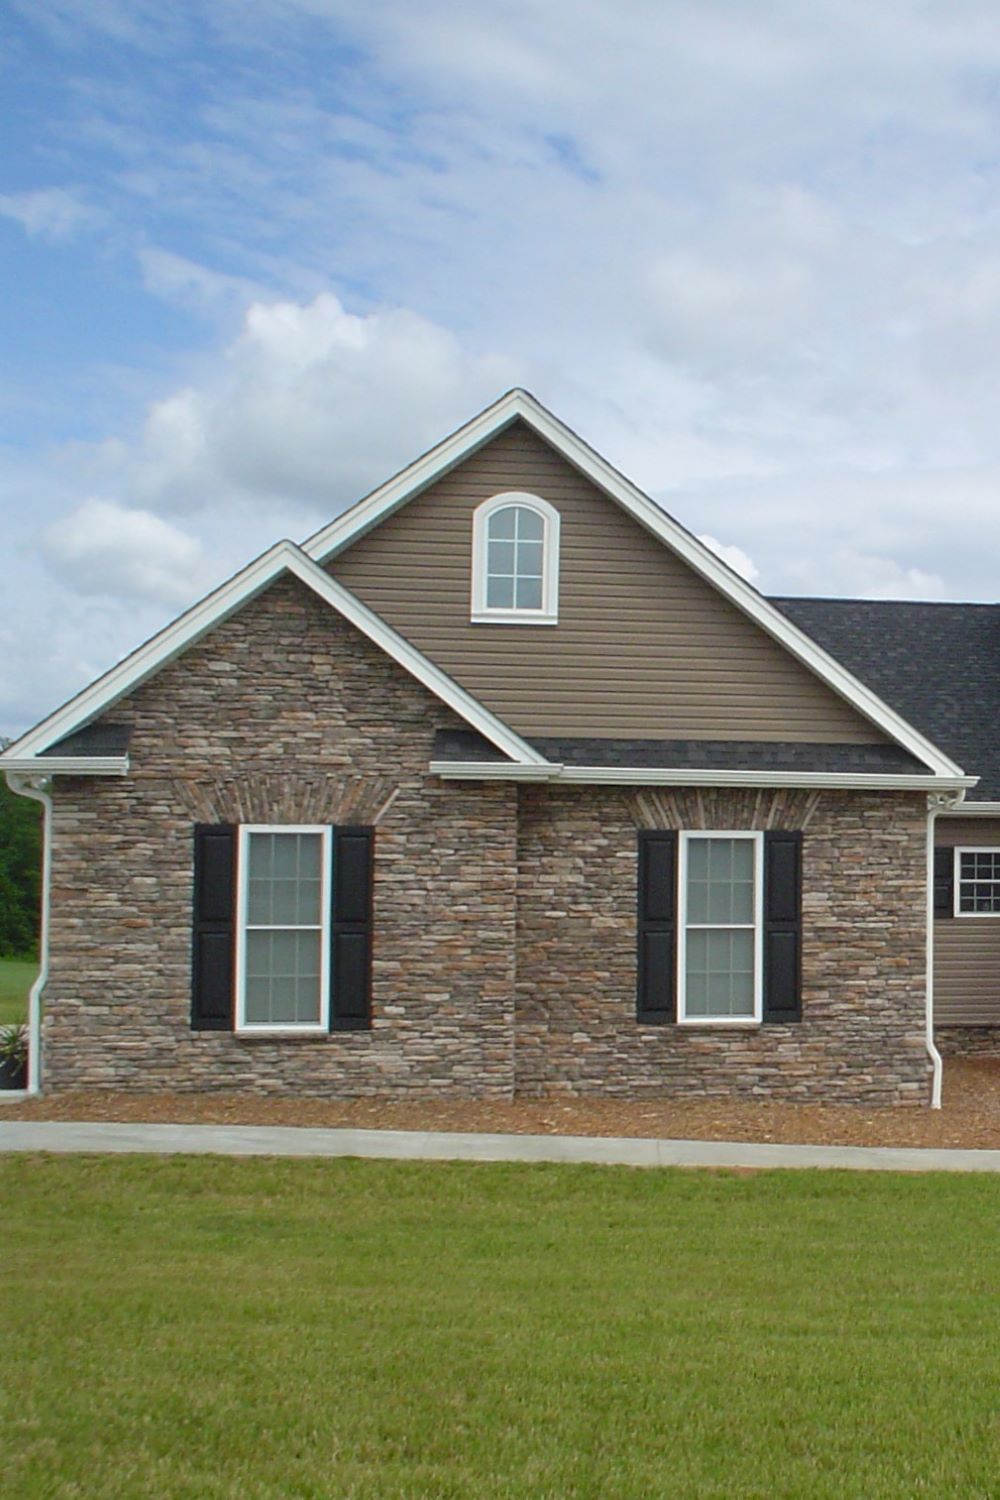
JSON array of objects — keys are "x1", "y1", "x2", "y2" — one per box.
[
  {"x1": 772, "y1": 598, "x2": 1000, "y2": 800},
  {"x1": 42, "y1": 722, "x2": 132, "y2": 758},
  {"x1": 432, "y1": 728, "x2": 927, "y2": 776}
]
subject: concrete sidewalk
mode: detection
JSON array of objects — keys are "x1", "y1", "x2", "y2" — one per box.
[{"x1": 4, "y1": 1118, "x2": 1000, "y2": 1172}]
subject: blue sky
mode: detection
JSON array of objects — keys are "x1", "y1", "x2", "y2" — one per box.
[{"x1": 6, "y1": 0, "x2": 1000, "y2": 735}]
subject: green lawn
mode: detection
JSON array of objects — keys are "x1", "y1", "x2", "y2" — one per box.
[
  {"x1": 4, "y1": 1159, "x2": 1000, "y2": 1498},
  {"x1": 0, "y1": 956, "x2": 35, "y2": 1025}
]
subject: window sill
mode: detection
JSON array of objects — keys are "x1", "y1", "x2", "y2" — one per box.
[
  {"x1": 677, "y1": 1018, "x2": 762, "y2": 1029},
  {"x1": 470, "y1": 611, "x2": 558, "y2": 627},
  {"x1": 235, "y1": 1029, "x2": 337, "y2": 1043}
]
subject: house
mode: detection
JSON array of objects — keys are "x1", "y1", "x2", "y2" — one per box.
[{"x1": 3, "y1": 389, "x2": 996, "y2": 1108}]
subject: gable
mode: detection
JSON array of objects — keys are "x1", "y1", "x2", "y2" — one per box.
[
  {"x1": 329, "y1": 420, "x2": 891, "y2": 746},
  {"x1": 0, "y1": 542, "x2": 542, "y2": 769}
]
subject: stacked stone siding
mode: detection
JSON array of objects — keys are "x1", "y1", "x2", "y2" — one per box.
[
  {"x1": 45, "y1": 576, "x2": 518, "y2": 1097},
  {"x1": 514, "y1": 785, "x2": 930, "y2": 1106},
  {"x1": 935, "y1": 1027, "x2": 1000, "y2": 1058},
  {"x1": 42, "y1": 573, "x2": 932, "y2": 1106}
]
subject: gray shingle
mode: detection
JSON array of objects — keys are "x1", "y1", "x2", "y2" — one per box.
[
  {"x1": 432, "y1": 728, "x2": 927, "y2": 776},
  {"x1": 773, "y1": 598, "x2": 1000, "y2": 799},
  {"x1": 42, "y1": 722, "x2": 132, "y2": 758}
]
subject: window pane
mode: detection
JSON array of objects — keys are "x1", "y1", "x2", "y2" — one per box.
[
  {"x1": 686, "y1": 838, "x2": 755, "y2": 926},
  {"x1": 685, "y1": 928, "x2": 754, "y2": 1018},
  {"x1": 516, "y1": 540, "x2": 544, "y2": 577},
  {"x1": 487, "y1": 573, "x2": 515, "y2": 608},
  {"x1": 516, "y1": 507, "x2": 544, "y2": 542},
  {"x1": 247, "y1": 833, "x2": 322, "y2": 926},
  {"x1": 958, "y1": 851, "x2": 1000, "y2": 914},
  {"x1": 245, "y1": 930, "x2": 322, "y2": 1024},
  {"x1": 687, "y1": 840, "x2": 708, "y2": 880},
  {"x1": 488, "y1": 540, "x2": 516, "y2": 575},
  {"x1": 482, "y1": 503, "x2": 551, "y2": 614},
  {"x1": 488, "y1": 506, "x2": 517, "y2": 540},
  {"x1": 688, "y1": 879, "x2": 709, "y2": 924},
  {"x1": 515, "y1": 576, "x2": 543, "y2": 609}
]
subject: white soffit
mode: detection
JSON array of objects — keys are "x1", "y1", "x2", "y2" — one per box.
[
  {"x1": 304, "y1": 389, "x2": 963, "y2": 780},
  {"x1": 0, "y1": 542, "x2": 544, "y2": 768}
]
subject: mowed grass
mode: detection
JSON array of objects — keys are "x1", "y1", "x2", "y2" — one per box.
[
  {"x1": 5, "y1": 1158, "x2": 1000, "y2": 1499},
  {"x1": 0, "y1": 955, "x2": 35, "y2": 1024}
]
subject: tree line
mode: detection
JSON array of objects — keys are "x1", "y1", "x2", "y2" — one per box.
[{"x1": 0, "y1": 740, "x2": 41, "y2": 957}]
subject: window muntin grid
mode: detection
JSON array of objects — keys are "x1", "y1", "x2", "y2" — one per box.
[
  {"x1": 237, "y1": 827, "x2": 331, "y2": 1029},
  {"x1": 485, "y1": 504, "x2": 545, "y2": 611},
  {"x1": 679, "y1": 833, "x2": 762, "y2": 1023},
  {"x1": 956, "y1": 848, "x2": 1000, "y2": 916},
  {"x1": 471, "y1": 492, "x2": 559, "y2": 623}
]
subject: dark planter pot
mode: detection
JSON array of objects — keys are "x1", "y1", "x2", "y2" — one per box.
[{"x1": 0, "y1": 1057, "x2": 27, "y2": 1090}]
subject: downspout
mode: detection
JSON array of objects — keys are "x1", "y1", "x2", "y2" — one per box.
[
  {"x1": 925, "y1": 795, "x2": 946, "y2": 1110},
  {"x1": 4, "y1": 772, "x2": 52, "y2": 1096}
]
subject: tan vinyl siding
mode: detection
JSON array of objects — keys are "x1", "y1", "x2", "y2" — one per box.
[
  {"x1": 935, "y1": 817, "x2": 1000, "y2": 1025},
  {"x1": 330, "y1": 421, "x2": 889, "y2": 744}
]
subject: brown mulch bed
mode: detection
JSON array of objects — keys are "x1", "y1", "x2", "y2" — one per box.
[{"x1": 7, "y1": 1059, "x2": 1000, "y2": 1150}]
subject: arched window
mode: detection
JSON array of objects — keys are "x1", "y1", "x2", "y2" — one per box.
[{"x1": 471, "y1": 493, "x2": 560, "y2": 624}]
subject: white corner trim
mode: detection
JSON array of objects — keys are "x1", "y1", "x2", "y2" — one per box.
[
  {"x1": 925, "y1": 806, "x2": 943, "y2": 1109},
  {"x1": 0, "y1": 541, "x2": 545, "y2": 768},
  {"x1": 304, "y1": 388, "x2": 964, "y2": 779},
  {"x1": 470, "y1": 492, "x2": 560, "y2": 625},
  {"x1": 428, "y1": 760, "x2": 976, "y2": 791}
]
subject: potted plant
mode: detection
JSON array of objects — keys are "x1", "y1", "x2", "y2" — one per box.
[{"x1": 0, "y1": 1024, "x2": 28, "y2": 1090}]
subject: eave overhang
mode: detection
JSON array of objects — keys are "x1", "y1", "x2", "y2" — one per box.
[
  {"x1": 2, "y1": 757, "x2": 129, "y2": 777},
  {"x1": 428, "y1": 760, "x2": 978, "y2": 792}
]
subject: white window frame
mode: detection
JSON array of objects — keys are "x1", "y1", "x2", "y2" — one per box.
[
  {"x1": 235, "y1": 824, "x2": 333, "y2": 1034},
  {"x1": 470, "y1": 492, "x2": 560, "y2": 625},
  {"x1": 677, "y1": 830, "x2": 764, "y2": 1026},
  {"x1": 954, "y1": 846, "x2": 1000, "y2": 918}
]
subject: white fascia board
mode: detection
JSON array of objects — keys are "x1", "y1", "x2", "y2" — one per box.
[
  {"x1": 303, "y1": 390, "x2": 528, "y2": 559},
  {"x1": 2, "y1": 758, "x2": 129, "y2": 777},
  {"x1": 1, "y1": 541, "x2": 544, "y2": 768},
  {"x1": 429, "y1": 760, "x2": 561, "y2": 781},
  {"x1": 937, "y1": 802, "x2": 1000, "y2": 816},
  {"x1": 306, "y1": 389, "x2": 964, "y2": 780},
  {"x1": 428, "y1": 760, "x2": 977, "y2": 792}
]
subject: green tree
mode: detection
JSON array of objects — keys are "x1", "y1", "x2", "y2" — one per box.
[{"x1": 0, "y1": 741, "x2": 41, "y2": 957}]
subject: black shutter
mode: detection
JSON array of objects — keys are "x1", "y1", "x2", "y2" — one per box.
[
  {"x1": 762, "y1": 831, "x2": 802, "y2": 1023},
  {"x1": 331, "y1": 826, "x2": 374, "y2": 1031},
  {"x1": 637, "y1": 830, "x2": 677, "y2": 1023},
  {"x1": 933, "y1": 847, "x2": 955, "y2": 918},
  {"x1": 191, "y1": 824, "x2": 236, "y2": 1030}
]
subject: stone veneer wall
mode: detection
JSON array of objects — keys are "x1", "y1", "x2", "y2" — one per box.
[
  {"x1": 42, "y1": 573, "x2": 933, "y2": 1106},
  {"x1": 935, "y1": 1027, "x2": 1000, "y2": 1058},
  {"x1": 514, "y1": 784, "x2": 931, "y2": 1106},
  {"x1": 44, "y1": 575, "x2": 518, "y2": 1096}
]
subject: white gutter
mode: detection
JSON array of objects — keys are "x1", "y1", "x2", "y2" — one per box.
[
  {"x1": 937, "y1": 802, "x2": 1000, "y2": 817},
  {"x1": 4, "y1": 772, "x2": 52, "y2": 1097},
  {"x1": 926, "y1": 797, "x2": 947, "y2": 1110},
  {"x1": 429, "y1": 761, "x2": 977, "y2": 793},
  {"x1": 0, "y1": 757, "x2": 128, "y2": 777}
]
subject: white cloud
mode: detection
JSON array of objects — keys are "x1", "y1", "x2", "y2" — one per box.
[
  {"x1": 131, "y1": 292, "x2": 519, "y2": 512},
  {"x1": 11, "y1": 0, "x2": 1000, "y2": 737},
  {"x1": 697, "y1": 535, "x2": 759, "y2": 584},
  {"x1": 0, "y1": 187, "x2": 96, "y2": 242},
  {"x1": 137, "y1": 247, "x2": 267, "y2": 315},
  {"x1": 42, "y1": 499, "x2": 214, "y2": 606}
]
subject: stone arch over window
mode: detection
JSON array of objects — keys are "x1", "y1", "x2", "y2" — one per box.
[{"x1": 470, "y1": 492, "x2": 560, "y2": 625}]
